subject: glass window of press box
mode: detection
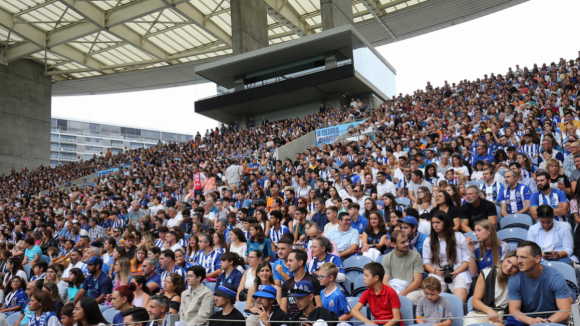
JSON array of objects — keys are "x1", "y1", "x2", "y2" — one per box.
[{"x1": 351, "y1": 33, "x2": 396, "y2": 98}]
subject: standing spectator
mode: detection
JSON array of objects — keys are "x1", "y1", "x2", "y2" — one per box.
[
  {"x1": 507, "y1": 241, "x2": 571, "y2": 325},
  {"x1": 225, "y1": 160, "x2": 243, "y2": 188}
]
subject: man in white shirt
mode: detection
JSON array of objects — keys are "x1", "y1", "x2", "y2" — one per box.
[
  {"x1": 166, "y1": 207, "x2": 183, "y2": 228},
  {"x1": 150, "y1": 197, "x2": 164, "y2": 216},
  {"x1": 376, "y1": 172, "x2": 396, "y2": 198},
  {"x1": 224, "y1": 159, "x2": 243, "y2": 188},
  {"x1": 163, "y1": 231, "x2": 184, "y2": 252},
  {"x1": 62, "y1": 250, "x2": 87, "y2": 281}
]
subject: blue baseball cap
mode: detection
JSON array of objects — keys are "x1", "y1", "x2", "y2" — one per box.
[
  {"x1": 253, "y1": 285, "x2": 278, "y2": 303},
  {"x1": 397, "y1": 216, "x2": 418, "y2": 227},
  {"x1": 215, "y1": 284, "x2": 237, "y2": 302},
  {"x1": 288, "y1": 280, "x2": 314, "y2": 297},
  {"x1": 83, "y1": 256, "x2": 103, "y2": 266}
]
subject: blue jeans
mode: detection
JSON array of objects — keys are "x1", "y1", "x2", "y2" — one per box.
[{"x1": 546, "y1": 257, "x2": 573, "y2": 264}]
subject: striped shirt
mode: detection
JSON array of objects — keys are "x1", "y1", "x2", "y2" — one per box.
[
  {"x1": 530, "y1": 189, "x2": 569, "y2": 223},
  {"x1": 306, "y1": 254, "x2": 345, "y2": 274},
  {"x1": 521, "y1": 143, "x2": 539, "y2": 158},
  {"x1": 110, "y1": 218, "x2": 125, "y2": 229},
  {"x1": 498, "y1": 184, "x2": 532, "y2": 214},
  {"x1": 479, "y1": 181, "x2": 503, "y2": 202},
  {"x1": 195, "y1": 249, "x2": 222, "y2": 274},
  {"x1": 155, "y1": 240, "x2": 165, "y2": 248},
  {"x1": 268, "y1": 225, "x2": 290, "y2": 244},
  {"x1": 160, "y1": 264, "x2": 186, "y2": 289}
]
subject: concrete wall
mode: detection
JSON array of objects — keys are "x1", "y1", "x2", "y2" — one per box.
[
  {"x1": 261, "y1": 100, "x2": 322, "y2": 123},
  {"x1": 321, "y1": 0, "x2": 353, "y2": 30},
  {"x1": 231, "y1": 0, "x2": 268, "y2": 54},
  {"x1": 275, "y1": 130, "x2": 316, "y2": 161},
  {"x1": 0, "y1": 59, "x2": 51, "y2": 175}
]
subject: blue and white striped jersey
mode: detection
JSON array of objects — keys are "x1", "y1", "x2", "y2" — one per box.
[{"x1": 498, "y1": 184, "x2": 532, "y2": 214}]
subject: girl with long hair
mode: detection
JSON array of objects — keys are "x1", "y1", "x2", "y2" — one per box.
[
  {"x1": 43, "y1": 281, "x2": 64, "y2": 317},
  {"x1": 363, "y1": 198, "x2": 379, "y2": 220},
  {"x1": 464, "y1": 250, "x2": 519, "y2": 326},
  {"x1": 423, "y1": 211, "x2": 471, "y2": 303},
  {"x1": 466, "y1": 219, "x2": 510, "y2": 275},
  {"x1": 28, "y1": 290, "x2": 61, "y2": 326},
  {"x1": 247, "y1": 224, "x2": 273, "y2": 261},
  {"x1": 446, "y1": 184, "x2": 464, "y2": 207},
  {"x1": 186, "y1": 234, "x2": 200, "y2": 263},
  {"x1": 162, "y1": 273, "x2": 185, "y2": 314},
  {"x1": 73, "y1": 297, "x2": 110, "y2": 326},
  {"x1": 237, "y1": 250, "x2": 264, "y2": 302},
  {"x1": 430, "y1": 191, "x2": 461, "y2": 232},
  {"x1": 212, "y1": 232, "x2": 227, "y2": 254},
  {"x1": 131, "y1": 247, "x2": 147, "y2": 275},
  {"x1": 113, "y1": 257, "x2": 133, "y2": 289},
  {"x1": 67, "y1": 268, "x2": 86, "y2": 303},
  {"x1": 108, "y1": 246, "x2": 127, "y2": 279},
  {"x1": 361, "y1": 210, "x2": 389, "y2": 254},
  {"x1": 412, "y1": 186, "x2": 433, "y2": 234},
  {"x1": 229, "y1": 228, "x2": 247, "y2": 263},
  {"x1": 2, "y1": 257, "x2": 26, "y2": 288},
  {"x1": 46, "y1": 265, "x2": 69, "y2": 303},
  {"x1": 174, "y1": 248, "x2": 192, "y2": 270},
  {"x1": 424, "y1": 164, "x2": 441, "y2": 186},
  {"x1": 254, "y1": 209, "x2": 270, "y2": 236},
  {"x1": 245, "y1": 260, "x2": 280, "y2": 310},
  {"x1": 130, "y1": 275, "x2": 151, "y2": 308}
]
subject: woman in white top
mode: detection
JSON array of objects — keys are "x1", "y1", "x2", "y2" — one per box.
[
  {"x1": 450, "y1": 153, "x2": 470, "y2": 177},
  {"x1": 236, "y1": 250, "x2": 263, "y2": 302},
  {"x1": 46, "y1": 265, "x2": 68, "y2": 303},
  {"x1": 131, "y1": 275, "x2": 151, "y2": 308},
  {"x1": 393, "y1": 143, "x2": 405, "y2": 159},
  {"x1": 3, "y1": 258, "x2": 27, "y2": 289},
  {"x1": 422, "y1": 210, "x2": 471, "y2": 303},
  {"x1": 297, "y1": 176, "x2": 311, "y2": 198},
  {"x1": 325, "y1": 187, "x2": 339, "y2": 207},
  {"x1": 412, "y1": 186, "x2": 433, "y2": 235},
  {"x1": 229, "y1": 229, "x2": 248, "y2": 264}
]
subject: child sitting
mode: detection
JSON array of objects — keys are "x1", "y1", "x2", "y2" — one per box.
[
  {"x1": 46, "y1": 246, "x2": 59, "y2": 264},
  {"x1": 61, "y1": 302, "x2": 75, "y2": 326},
  {"x1": 416, "y1": 277, "x2": 452, "y2": 326},
  {"x1": 351, "y1": 262, "x2": 403, "y2": 326},
  {"x1": 318, "y1": 262, "x2": 351, "y2": 324}
]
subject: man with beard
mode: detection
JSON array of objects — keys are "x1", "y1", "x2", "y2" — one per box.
[
  {"x1": 460, "y1": 185, "x2": 498, "y2": 231},
  {"x1": 530, "y1": 172, "x2": 570, "y2": 225},
  {"x1": 73, "y1": 256, "x2": 112, "y2": 304},
  {"x1": 246, "y1": 285, "x2": 288, "y2": 326}
]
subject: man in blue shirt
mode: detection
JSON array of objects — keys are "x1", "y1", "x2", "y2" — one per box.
[
  {"x1": 397, "y1": 216, "x2": 427, "y2": 256},
  {"x1": 530, "y1": 172, "x2": 570, "y2": 224},
  {"x1": 142, "y1": 257, "x2": 162, "y2": 295},
  {"x1": 326, "y1": 212, "x2": 360, "y2": 259},
  {"x1": 272, "y1": 237, "x2": 294, "y2": 286},
  {"x1": 508, "y1": 241, "x2": 571, "y2": 324},
  {"x1": 347, "y1": 203, "x2": 367, "y2": 235},
  {"x1": 472, "y1": 144, "x2": 494, "y2": 166},
  {"x1": 74, "y1": 256, "x2": 112, "y2": 304},
  {"x1": 498, "y1": 170, "x2": 532, "y2": 217},
  {"x1": 310, "y1": 198, "x2": 329, "y2": 231},
  {"x1": 23, "y1": 237, "x2": 42, "y2": 265},
  {"x1": 215, "y1": 252, "x2": 243, "y2": 289}
]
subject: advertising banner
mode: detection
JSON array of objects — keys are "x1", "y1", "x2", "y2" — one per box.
[{"x1": 315, "y1": 120, "x2": 364, "y2": 146}]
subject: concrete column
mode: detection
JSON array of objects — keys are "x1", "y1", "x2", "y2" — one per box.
[
  {"x1": 321, "y1": 0, "x2": 353, "y2": 30},
  {"x1": 327, "y1": 93, "x2": 344, "y2": 111},
  {"x1": 0, "y1": 59, "x2": 51, "y2": 175},
  {"x1": 231, "y1": 0, "x2": 268, "y2": 54}
]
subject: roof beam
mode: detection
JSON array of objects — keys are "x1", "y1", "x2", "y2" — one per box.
[
  {"x1": 264, "y1": 0, "x2": 307, "y2": 37},
  {"x1": 13, "y1": 0, "x2": 60, "y2": 17},
  {"x1": 168, "y1": 44, "x2": 229, "y2": 60},
  {"x1": 358, "y1": 0, "x2": 397, "y2": 41}
]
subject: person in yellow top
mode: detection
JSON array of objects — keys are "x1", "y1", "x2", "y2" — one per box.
[{"x1": 559, "y1": 111, "x2": 580, "y2": 133}]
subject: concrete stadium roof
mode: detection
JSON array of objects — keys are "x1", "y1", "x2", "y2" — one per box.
[{"x1": 0, "y1": 0, "x2": 527, "y2": 96}]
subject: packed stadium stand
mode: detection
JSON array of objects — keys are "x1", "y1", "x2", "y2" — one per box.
[{"x1": 1, "y1": 54, "x2": 580, "y2": 326}]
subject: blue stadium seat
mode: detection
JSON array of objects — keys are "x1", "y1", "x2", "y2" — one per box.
[
  {"x1": 496, "y1": 205, "x2": 503, "y2": 226},
  {"x1": 541, "y1": 261, "x2": 578, "y2": 295},
  {"x1": 396, "y1": 197, "x2": 411, "y2": 207},
  {"x1": 497, "y1": 228, "x2": 528, "y2": 250},
  {"x1": 350, "y1": 275, "x2": 367, "y2": 298},
  {"x1": 467, "y1": 296, "x2": 473, "y2": 312},
  {"x1": 344, "y1": 256, "x2": 373, "y2": 272},
  {"x1": 398, "y1": 295, "x2": 415, "y2": 326},
  {"x1": 500, "y1": 214, "x2": 533, "y2": 230},
  {"x1": 346, "y1": 269, "x2": 363, "y2": 284},
  {"x1": 204, "y1": 281, "x2": 216, "y2": 292},
  {"x1": 464, "y1": 231, "x2": 477, "y2": 242},
  {"x1": 376, "y1": 254, "x2": 387, "y2": 263},
  {"x1": 99, "y1": 304, "x2": 110, "y2": 312},
  {"x1": 466, "y1": 181, "x2": 478, "y2": 186},
  {"x1": 23, "y1": 264, "x2": 32, "y2": 279},
  {"x1": 102, "y1": 309, "x2": 120, "y2": 323},
  {"x1": 441, "y1": 293, "x2": 464, "y2": 326},
  {"x1": 6, "y1": 313, "x2": 20, "y2": 325},
  {"x1": 347, "y1": 296, "x2": 369, "y2": 321},
  {"x1": 235, "y1": 301, "x2": 251, "y2": 317}
]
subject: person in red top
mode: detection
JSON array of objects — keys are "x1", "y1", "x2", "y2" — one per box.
[{"x1": 351, "y1": 262, "x2": 403, "y2": 326}]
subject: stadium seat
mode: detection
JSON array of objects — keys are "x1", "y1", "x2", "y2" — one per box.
[
  {"x1": 204, "y1": 281, "x2": 216, "y2": 292},
  {"x1": 344, "y1": 256, "x2": 373, "y2": 272},
  {"x1": 541, "y1": 261, "x2": 579, "y2": 295},
  {"x1": 396, "y1": 197, "x2": 411, "y2": 207},
  {"x1": 6, "y1": 313, "x2": 20, "y2": 325},
  {"x1": 23, "y1": 264, "x2": 32, "y2": 279},
  {"x1": 345, "y1": 276, "x2": 353, "y2": 294},
  {"x1": 441, "y1": 293, "x2": 464, "y2": 326},
  {"x1": 102, "y1": 309, "x2": 120, "y2": 323},
  {"x1": 497, "y1": 228, "x2": 528, "y2": 250},
  {"x1": 500, "y1": 214, "x2": 533, "y2": 230},
  {"x1": 346, "y1": 269, "x2": 363, "y2": 283},
  {"x1": 467, "y1": 296, "x2": 473, "y2": 312},
  {"x1": 214, "y1": 306, "x2": 223, "y2": 314},
  {"x1": 99, "y1": 304, "x2": 110, "y2": 312},
  {"x1": 235, "y1": 301, "x2": 251, "y2": 317},
  {"x1": 495, "y1": 206, "x2": 503, "y2": 226},
  {"x1": 347, "y1": 296, "x2": 369, "y2": 320},
  {"x1": 398, "y1": 295, "x2": 415, "y2": 326},
  {"x1": 532, "y1": 157, "x2": 539, "y2": 167},
  {"x1": 464, "y1": 231, "x2": 477, "y2": 242},
  {"x1": 350, "y1": 275, "x2": 367, "y2": 298},
  {"x1": 375, "y1": 254, "x2": 387, "y2": 263},
  {"x1": 466, "y1": 181, "x2": 478, "y2": 186}
]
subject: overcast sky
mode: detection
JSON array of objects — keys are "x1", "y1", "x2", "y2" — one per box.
[{"x1": 52, "y1": 0, "x2": 580, "y2": 135}]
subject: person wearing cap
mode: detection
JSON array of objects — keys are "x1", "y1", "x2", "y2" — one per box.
[
  {"x1": 209, "y1": 284, "x2": 246, "y2": 326},
  {"x1": 397, "y1": 216, "x2": 427, "y2": 256},
  {"x1": 287, "y1": 280, "x2": 338, "y2": 326},
  {"x1": 180, "y1": 266, "x2": 215, "y2": 326},
  {"x1": 246, "y1": 284, "x2": 289, "y2": 326},
  {"x1": 73, "y1": 256, "x2": 112, "y2": 304},
  {"x1": 382, "y1": 230, "x2": 424, "y2": 305}
]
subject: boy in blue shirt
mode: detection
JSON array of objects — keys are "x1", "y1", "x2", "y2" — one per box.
[
  {"x1": 215, "y1": 252, "x2": 243, "y2": 289},
  {"x1": 318, "y1": 262, "x2": 352, "y2": 323}
]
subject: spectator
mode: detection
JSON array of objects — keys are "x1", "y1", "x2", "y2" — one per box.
[
  {"x1": 382, "y1": 230, "x2": 424, "y2": 304},
  {"x1": 22, "y1": 237, "x2": 42, "y2": 266},
  {"x1": 110, "y1": 284, "x2": 136, "y2": 326},
  {"x1": 415, "y1": 277, "x2": 452, "y2": 326},
  {"x1": 507, "y1": 241, "x2": 571, "y2": 325},
  {"x1": 195, "y1": 234, "x2": 222, "y2": 279},
  {"x1": 246, "y1": 284, "x2": 289, "y2": 326},
  {"x1": 325, "y1": 212, "x2": 360, "y2": 259},
  {"x1": 460, "y1": 185, "x2": 498, "y2": 231},
  {"x1": 397, "y1": 216, "x2": 427, "y2": 256},
  {"x1": 0, "y1": 276, "x2": 27, "y2": 316},
  {"x1": 464, "y1": 250, "x2": 519, "y2": 326},
  {"x1": 215, "y1": 252, "x2": 243, "y2": 289},
  {"x1": 466, "y1": 220, "x2": 510, "y2": 275},
  {"x1": 209, "y1": 284, "x2": 246, "y2": 326},
  {"x1": 245, "y1": 260, "x2": 280, "y2": 310},
  {"x1": 159, "y1": 250, "x2": 187, "y2": 290},
  {"x1": 73, "y1": 297, "x2": 109, "y2": 326},
  {"x1": 236, "y1": 250, "x2": 263, "y2": 302},
  {"x1": 423, "y1": 211, "x2": 471, "y2": 303},
  {"x1": 317, "y1": 262, "x2": 352, "y2": 323},
  {"x1": 530, "y1": 172, "x2": 570, "y2": 224},
  {"x1": 311, "y1": 198, "x2": 329, "y2": 231},
  {"x1": 281, "y1": 249, "x2": 322, "y2": 315},
  {"x1": 498, "y1": 170, "x2": 532, "y2": 217},
  {"x1": 351, "y1": 262, "x2": 403, "y2": 326},
  {"x1": 287, "y1": 280, "x2": 338, "y2": 326},
  {"x1": 73, "y1": 257, "x2": 112, "y2": 304},
  {"x1": 527, "y1": 205, "x2": 577, "y2": 263},
  {"x1": 430, "y1": 191, "x2": 461, "y2": 231},
  {"x1": 479, "y1": 166, "x2": 503, "y2": 203},
  {"x1": 180, "y1": 266, "x2": 215, "y2": 326},
  {"x1": 408, "y1": 170, "x2": 433, "y2": 204},
  {"x1": 122, "y1": 307, "x2": 150, "y2": 326},
  {"x1": 361, "y1": 210, "x2": 389, "y2": 254}
]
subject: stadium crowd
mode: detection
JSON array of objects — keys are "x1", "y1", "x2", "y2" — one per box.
[{"x1": 2, "y1": 54, "x2": 580, "y2": 326}]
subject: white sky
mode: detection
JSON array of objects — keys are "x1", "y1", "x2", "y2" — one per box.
[{"x1": 52, "y1": 0, "x2": 580, "y2": 135}]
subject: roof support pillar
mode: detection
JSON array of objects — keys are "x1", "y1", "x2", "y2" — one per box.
[
  {"x1": 230, "y1": 0, "x2": 268, "y2": 54},
  {"x1": 321, "y1": 0, "x2": 353, "y2": 30}
]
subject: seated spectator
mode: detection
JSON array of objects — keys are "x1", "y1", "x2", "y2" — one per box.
[
  {"x1": 498, "y1": 170, "x2": 532, "y2": 217},
  {"x1": 464, "y1": 250, "x2": 519, "y2": 326},
  {"x1": 60, "y1": 302, "x2": 75, "y2": 326},
  {"x1": 527, "y1": 205, "x2": 577, "y2": 263},
  {"x1": 347, "y1": 202, "x2": 368, "y2": 236},
  {"x1": 22, "y1": 237, "x2": 42, "y2": 266},
  {"x1": 307, "y1": 236, "x2": 345, "y2": 281},
  {"x1": 237, "y1": 250, "x2": 263, "y2": 302},
  {"x1": 209, "y1": 284, "x2": 246, "y2": 326},
  {"x1": 423, "y1": 211, "x2": 471, "y2": 303},
  {"x1": 0, "y1": 276, "x2": 27, "y2": 317},
  {"x1": 246, "y1": 284, "x2": 288, "y2": 326},
  {"x1": 382, "y1": 230, "x2": 424, "y2": 304},
  {"x1": 215, "y1": 252, "x2": 243, "y2": 289},
  {"x1": 416, "y1": 277, "x2": 452, "y2": 326},
  {"x1": 180, "y1": 266, "x2": 215, "y2": 326},
  {"x1": 245, "y1": 260, "x2": 280, "y2": 309},
  {"x1": 460, "y1": 185, "x2": 498, "y2": 231},
  {"x1": 122, "y1": 306, "x2": 150, "y2": 326},
  {"x1": 43, "y1": 282, "x2": 64, "y2": 318},
  {"x1": 397, "y1": 216, "x2": 427, "y2": 256},
  {"x1": 303, "y1": 222, "x2": 339, "y2": 262},
  {"x1": 73, "y1": 257, "x2": 112, "y2": 304},
  {"x1": 351, "y1": 262, "x2": 403, "y2": 326},
  {"x1": 110, "y1": 284, "x2": 136, "y2": 326},
  {"x1": 27, "y1": 290, "x2": 61, "y2": 326},
  {"x1": 361, "y1": 210, "x2": 389, "y2": 254},
  {"x1": 507, "y1": 241, "x2": 572, "y2": 325},
  {"x1": 430, "y1": 191, "x2": 461, "y2": 231},
  {"x1": 325, "y1": 212, "x2": 360, "y2": 259},
  {"x1": 466, "y1": 220, "x2": 510, "y2": 276},
  {"x1": 318, "y1": 262, "x2": 352, "y2": 322},
  {"x1": 530, "y1": 172, "x2": 570, "y2": 225},
  {"x1": 247, "y1": 223, "x2": 273, "y2": 261},
  {"x1": 287, "y1": 280, "x2": 338, "y2": 326},
  {"x1": 281, "y1": 249, "x2": 322, "y2": 316}
]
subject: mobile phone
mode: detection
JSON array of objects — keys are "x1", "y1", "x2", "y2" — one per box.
[
  {"x1": 558, "y1": 178, "x2": 564, "y2": 184},
  {"x1": 543, "y1": 251, "x2": 552, "y2": 255}
]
